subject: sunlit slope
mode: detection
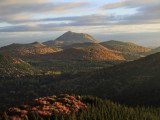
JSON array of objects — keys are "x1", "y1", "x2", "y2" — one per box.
[
  {"x1": 0, "y1": 42, "x2": 61, "y2": 59},
  {"x1": 0, "y1": 55, "x2": 40, "y2": 77}
]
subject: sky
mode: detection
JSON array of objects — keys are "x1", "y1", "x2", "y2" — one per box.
[{"x1": 0, "y1": 0, "x2": 160, "y2": 47}]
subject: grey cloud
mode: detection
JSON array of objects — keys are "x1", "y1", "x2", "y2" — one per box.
[
  {"x1": 0, "y1": 2, "x2": 88, "y2": 15},
  {"x1": 0, "y1": 5, "x2": 160, "y2": 33},
  {"x1": 0, "y1": 0, "x2": 160, "y2": 33},
  {"x1": 37, "y1": 2, "x2": 160, "y2": 26},
  {"x1": 0, "y1": 1, "x2": 89, "y2": 23},
  {"x1": 41, "y1": 14, "x2": 110, "y2": 25},
  {"x1": 115, "y1": 3, "x2": 160, "y2": 25},
  {"x1": 98, "y1": 0, "x2": 160, "y2": 25},
  {"x1": 0, "y1": 13, "x2": 110, "y2": 28},
  {"x1": 0, "y1": 13, "x2": 112, "y2": 32},
  {"x1": 100, "y1": 0, "x2": 160, "y2": 9},
  {"x1": 0, "y1": 23, "x2": 72, "y2": 32}
]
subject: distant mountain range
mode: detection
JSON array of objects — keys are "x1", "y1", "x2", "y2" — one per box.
[
  {"x1": 41, "y1": 36, "x2": 152, "y2": 60},
  {"x1": 0, "y1": 31, "x2": 159, "y2": 61}
]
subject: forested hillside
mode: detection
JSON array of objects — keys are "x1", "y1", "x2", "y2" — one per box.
[
  {"x1": 100, "y1": 40, "x2": 151, "y2": 60},
  {"x1": 1, "y1": 52, "x2": 160, "y2": 112},
  {"x1": 51, "y1": 52, "x2": 160, "y2": 106},
  {"x1": 0, "y1": 42, "x2": 61, "y2": 60},
  {"x1": 62, "y1": 42, "x2": 108, "y2": 50},
  {"x1": 48, "y1": 47, "x2": 125, "y2": 60},
  {"x1": 100, "y1": 40, "x2": 151, "y2": 53},
  {"x1": 144, "y1": 46, "x2": 160, "y2": 56},
  {"x1": 0, "y1": 55, "x2": 40, "y2": 77}
]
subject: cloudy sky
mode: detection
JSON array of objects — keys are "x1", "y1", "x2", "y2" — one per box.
[{"x1": 0, "y1": 0, "x2": 160, "y2": 47}]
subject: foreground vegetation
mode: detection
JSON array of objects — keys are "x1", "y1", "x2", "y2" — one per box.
[{"x1": 2, "y1": 95, "x2": 160, "y2": 120}]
